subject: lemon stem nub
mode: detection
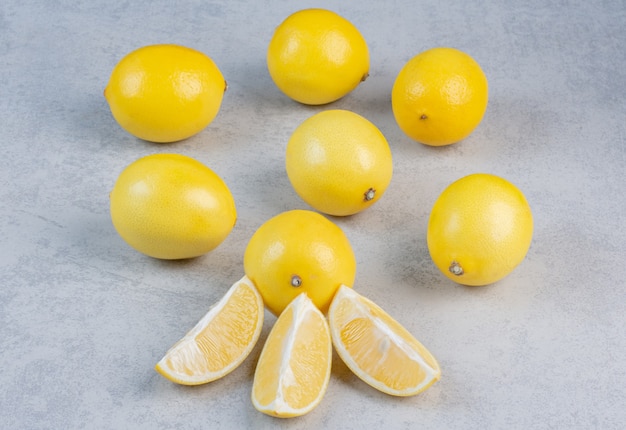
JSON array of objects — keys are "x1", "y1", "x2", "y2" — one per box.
[
  {"x1": 291, "y1": 275, "x2": 303, "y2": 288},
  {"x1": 420, "y1": 114, "x2": 428, "y2": 120},
  {"x1": 449, "y1": 261, "x2": 464, "y2": 276},
  {"x1": 364, "y1": 188, "x2": 376, "y2": 201}
]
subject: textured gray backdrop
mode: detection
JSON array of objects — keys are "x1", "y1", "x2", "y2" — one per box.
[{"x1": 1, "y1": 1, "x2": 625, "y2": 429}]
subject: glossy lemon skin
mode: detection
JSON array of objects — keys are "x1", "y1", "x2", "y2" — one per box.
[
  {"x1": 427, "y1": 174, "x2": 533, "y2": 286},
  {"x1": 267, "y1": 9, "x2": 369, "y2": 105},
  {"x1": 392, "y1": 47, "x2": 488, "y2": 146},
  {"x1": 286, "y1": 110, "x2": 393, "y2": 216},
  {"x1": 243, "y1": 210, "x2": 356, "y2": 316},
  {"x1": 110, "y1": 153, "x2": 236, "y2": 259},
  {"x1": 104, "y1": 44, "x2": 226, "y2": 142}
]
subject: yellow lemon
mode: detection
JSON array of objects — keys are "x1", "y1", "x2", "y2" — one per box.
[
  {"x1": 155, "y1": 276, "x2": 263, "y2": 385},
  {"x1": 243, "y1": 210, "x2": 356, "y2": 316},
  {"x1": 427, "y1": 173, "x2": 533, "y2": 286},
  {"x1": 267, "y1": 9, "x2": 369, "y2": 105},
  {"x1": 329, "y1": 285, "x2": 441, "y2": 396},
  {"x1": 110, "y1": 153, "x2": 237, "y2": 259},
  {"x1": 104, "y1": 44, "x2": 226, "y2": 142},
  {"x1": 392, "y1": 47, "x2": 488, "y2": 146},
  {"x1": 286, "y1": 110, "x2": 393, "y2": 216},
  {"x1": 252, "y1": 293, "x2": 332, "y2": 418}
]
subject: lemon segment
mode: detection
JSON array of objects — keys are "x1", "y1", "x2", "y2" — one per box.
[
  {"x1": 329, "y1": 285, "x2": 441, "y2": 396},
  {"x1": 155, "y1": 276, "x2": 264, "y2": 385},
  {"x1": 267, "y1": 9, "x2": 369, "y2": 105},
  {"x1": 252, "y1": 293, "x2": 332, "y2": 418},
  {"x1": 104, "y1": 44, "x2": 226, "y2": 142}
]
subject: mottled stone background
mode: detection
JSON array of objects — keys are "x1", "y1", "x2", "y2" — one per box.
[{"x1": 1, "y1": 1, "x2": 624, "y2": 428}]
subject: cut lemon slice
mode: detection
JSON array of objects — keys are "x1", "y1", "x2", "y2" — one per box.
[
  {"x1": 155, "y1": 276, "x2": 264, "y2": 385},
  {"x1": 252, "y1": 293, "x2": 332, "y2": 418},
  {"x1": 328, "y1": 285, "x2": 441, "y2": 396}
]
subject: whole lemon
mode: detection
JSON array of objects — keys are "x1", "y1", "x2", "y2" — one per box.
[
  {"x1": 286, "y1": 110, "x2": 393, "y2": 216},
  {"x1": 104, "y1": 44, "x2": 226, "y2": 143},
  {"x1": 267, "y1": 9, "x2": 369, "y2": 105},
  {"x1": 244, "y1": 210, "x2": 356, "y2": 315},
  {"x1": 427, "y1": 173, "x2": 533, "y2": 286},
  {"x1": 110, "y1": 153, "x2": 237, "y2": 259},
  {"x1": 392, "y1": 47, "x2": 488, "y2": 146}
]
